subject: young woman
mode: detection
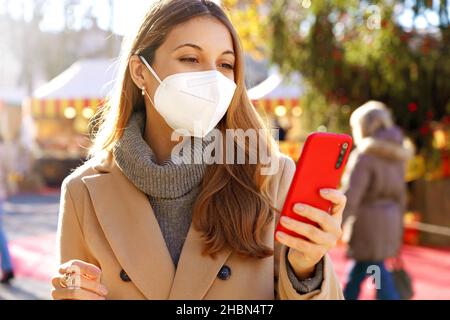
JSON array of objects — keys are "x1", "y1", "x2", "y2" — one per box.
[
  {"x1": 341, "y1": 101, "x2": 413, "y2": 300},
  {"x1": 52, "y1": 0, "x2": 346, "y2": 300}
]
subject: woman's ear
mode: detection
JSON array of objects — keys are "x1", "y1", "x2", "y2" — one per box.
[{"x1": 129, "y1": 55, "x2": 146, "y2": 89}]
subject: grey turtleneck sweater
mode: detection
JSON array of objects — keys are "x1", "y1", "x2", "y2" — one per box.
[
  {"x1": 113, "y1": 110, "x2": 207, "y2": 266},
  {"x1": 113, "y1": 110, "x2": 323, "y2": 294}
]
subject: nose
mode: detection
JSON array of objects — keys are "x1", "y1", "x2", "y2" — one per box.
[{"x1": 200, "y1": 61, "x2": 218, "y2": 73}]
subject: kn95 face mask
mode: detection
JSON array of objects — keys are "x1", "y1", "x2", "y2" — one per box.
[{"x1": 139, "y1": 55, "x2": 237, "y2": 138}]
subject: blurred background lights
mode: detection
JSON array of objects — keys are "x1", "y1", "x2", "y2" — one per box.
[
  {"x1": 302, "y1": 0, "x2": 311, "y2": 9},
  {"x1": 64, "y1": 106, "x2": 76, "y2": 119},
  {"x1": 82, "y1": 107, "x2": 95, "y2": 119},
  {"x1": 274, "y1": 105, "x2": 287, "y2": 117},
  {"x1": 292, "y1": 106, "x2": 303, "y2": 117}
]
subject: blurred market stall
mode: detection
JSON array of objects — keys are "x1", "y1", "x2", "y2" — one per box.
[
  {"x1": 249, "y1": 70, "x2": 305, "y2": 160},
  {"x1": 22, "y1": 59, "x2": 117, "y2": 186},
  {"x1": 0, "y1": 87, "x2": 40, "y2": 193}
]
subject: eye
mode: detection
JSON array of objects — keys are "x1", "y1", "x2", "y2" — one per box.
[
  {"x1": 220, "y1": 63, "x2": 234, "y2": 70},
  {"x1": 179, "y1": 57, "x2": 199, "y2": 64}
]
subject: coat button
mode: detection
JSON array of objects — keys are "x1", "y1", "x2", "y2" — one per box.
[
  {"x1": 120, "y1": 269, "x2": 131, "y2": 282},
  {"x1": 217, "y1": 265, "x2": 231, "y2": 280}
]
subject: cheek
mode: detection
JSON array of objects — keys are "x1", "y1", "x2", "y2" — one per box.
[
  {"x1": 225, "y1": 72, "x2": 235, "y2": 82},
  {"x1": 145, "y1": 80, "x2": 159, "y2": 101}
]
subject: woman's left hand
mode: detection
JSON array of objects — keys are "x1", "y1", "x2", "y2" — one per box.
[{"x1": 276, "y1": 188, "x2": 346, "y2": 280}]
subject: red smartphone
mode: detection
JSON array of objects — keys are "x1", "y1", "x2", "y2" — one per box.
[{"x1": 275, "y1": 132, "x2": 353, "y2": 239}]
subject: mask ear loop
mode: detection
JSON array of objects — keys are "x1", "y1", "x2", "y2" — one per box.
[
  {"x1": 141, "y1": 86, "x2": 156, "y2": 108},
  {"x1": 139, "y1": 55, "x2": 163, "y2": 84},
  {"x1": 138, "y1": 55, "x2": 163, "y2": 107}
]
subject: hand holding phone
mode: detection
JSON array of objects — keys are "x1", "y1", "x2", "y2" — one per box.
[
  {"x1": 275, "y1": 132, "x2": 352, "y2": 279},
  {"x1": 275, "y1": 132, "x2": 352, "y2": 239}
]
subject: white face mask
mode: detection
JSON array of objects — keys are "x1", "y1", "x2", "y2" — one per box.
[{"x1": 139, "y1": 56, "x2": 237, "y2": 138}]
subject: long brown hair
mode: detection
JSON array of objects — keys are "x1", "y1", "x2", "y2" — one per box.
[{"x1": 90, "y1": 0, "x2": 279, "y2": 259}]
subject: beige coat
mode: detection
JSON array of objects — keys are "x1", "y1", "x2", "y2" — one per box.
[
  {"x1": 56, "y1": 150, "x2": 344, "y2": 300},
  {"x1": 342, "y1": 126, "x2": 412, "y2": 261}
]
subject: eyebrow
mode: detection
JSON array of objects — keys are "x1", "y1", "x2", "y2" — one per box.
[{"x1": 173, "y1": 43, "x2": 235, "y2": 57}]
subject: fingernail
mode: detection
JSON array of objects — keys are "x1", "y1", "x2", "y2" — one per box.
[
  {"x1": 281, "y1": 216, "x2": 291, "y2": 224},
  {"x1": 294, "y1": 204, "x2": 305, "y2": 212},
  {"x1": 320, "y1": 189, "x2": 330, "y2": 195},
  {"x1": 277, "y1": 231, "x2": 286, "y2": 239}
]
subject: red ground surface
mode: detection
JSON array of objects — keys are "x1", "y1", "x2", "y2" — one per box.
[
  {"x1": 329, "y1": 245, "x2": 450, "y2": 300},
  {"x1": 8, "y1": 234, "x2": 450, "y2": 299}
]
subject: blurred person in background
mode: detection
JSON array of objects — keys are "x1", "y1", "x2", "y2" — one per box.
[
  {"x1": 341, "y1": 101, "x2": 414, "y2": 300},
  {"x1": 0, "y1": 135, "x2": 15, "y2": 284}
]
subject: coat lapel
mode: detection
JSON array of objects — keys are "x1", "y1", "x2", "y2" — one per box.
[
  {"x1": 168, "y1": 224, "x2": 233, "y2": 300},
  {"x1": 82, "y1": 162, "x2": 175, "y2": 299},
  {"x1": 82, "y1": 153, "x2": 234, "y2": 300}
]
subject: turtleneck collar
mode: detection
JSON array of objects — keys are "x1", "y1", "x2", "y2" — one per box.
[{"x1": 112, "y1": 110, "x2": 209, "y2": 200}]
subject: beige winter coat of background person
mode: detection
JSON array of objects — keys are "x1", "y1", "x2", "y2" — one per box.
[{"x1": 341, "y1": 101, "x2": 414, "y2": 262}]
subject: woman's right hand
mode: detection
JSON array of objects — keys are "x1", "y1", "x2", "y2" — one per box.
[{"x1": 51, "y1": 260, "x2": 108, "y2": 300}]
